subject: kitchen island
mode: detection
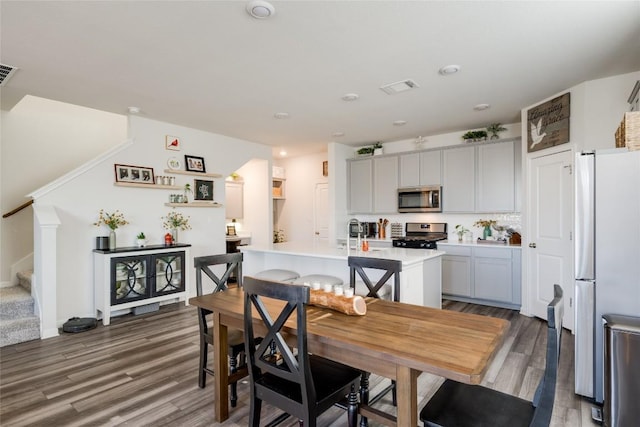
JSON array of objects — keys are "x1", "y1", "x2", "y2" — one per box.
[{"x1": 240, "y1": 241, "x2": 445, "y2": 308}]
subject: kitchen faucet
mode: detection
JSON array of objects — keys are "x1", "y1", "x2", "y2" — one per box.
[{"x1": 347, "y1": 218, "x2": 361, "y2": 255}]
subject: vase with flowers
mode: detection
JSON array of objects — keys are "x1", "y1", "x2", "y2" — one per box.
[
  {"x1": 474, "y1": 219, "x2": 497, "y2": 240},
  {"x1": 94, "y1": 209, "x2": 129, "y2": 250},
  {"x1": 162, "y1": 210, "x2": 191, "y2": 243}
]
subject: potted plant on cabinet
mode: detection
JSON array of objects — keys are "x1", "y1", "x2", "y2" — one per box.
[
  {"x1": 136, "y1": 232, "x2": 146, "y2": 247},
  {"x1": 373, "y1": 142, "x2": 384, "y2": 155},
  {"x1": 454, "y1": 225, "x2": 469, "y2": 242}
]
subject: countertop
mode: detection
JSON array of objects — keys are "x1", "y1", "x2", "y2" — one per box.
[
  {"x1": 438, "y1": 240, "x2": 522, "y2": 249},
  {"x1": 240, "y1": 240, "x2": 444, "y2": 266}
]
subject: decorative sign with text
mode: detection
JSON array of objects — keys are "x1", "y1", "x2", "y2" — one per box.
[{"x1": 527, "y1": 92, "x2": 570, "y2": 152}]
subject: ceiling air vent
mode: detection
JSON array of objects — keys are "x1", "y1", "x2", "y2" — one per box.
[
  {"x1": 379, "y1": 79, "x2": 420, "y2": 95},
  {"x1": 0, "y1": 64, "x2": 18, "y2": 87}
]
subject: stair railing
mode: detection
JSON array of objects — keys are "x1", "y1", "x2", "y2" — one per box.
[{"x1": 2, "y1": 200, "x2": 34, "y2": 218}]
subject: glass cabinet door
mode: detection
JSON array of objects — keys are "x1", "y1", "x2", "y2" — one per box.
[
  {"x1": 153, "y1": 252, "x2": 185, "y2": 296},
  {"x1": 111, "y1": 256, "x2": 149, "y2": 304}
]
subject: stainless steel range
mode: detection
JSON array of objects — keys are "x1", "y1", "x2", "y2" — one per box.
[{"x1": 392, "y1": 222, "x2": 448, "y2": 249}]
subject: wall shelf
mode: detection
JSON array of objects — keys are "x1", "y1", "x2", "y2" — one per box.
[
  {"x1": 164, "y1": 169, "x2": 222, "y2": 178},
  {"x1": 114, "y1": 182, "x2": 181, "y2": 190},
  {"x1": 164, "y1": 202, "x2": 223, "y2": 208}
]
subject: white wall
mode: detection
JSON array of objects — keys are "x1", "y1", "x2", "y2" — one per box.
[
  {"x1": 1, "y1": 96, "x2": 127, "y2": 282},
  {"x1": 29, "y1": 114, "x2": 271, "y2": 325}
]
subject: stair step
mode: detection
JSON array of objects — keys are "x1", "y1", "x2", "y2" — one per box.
[
  {"x1": 0, "y1": 286, "x2": 34, "y2": 320},
  {"x1": 0, "y1": 316, "x2": 40, "y2": 347},
  {"x1": 17, "y1": 270, "x2": 33, "y2": 293}
]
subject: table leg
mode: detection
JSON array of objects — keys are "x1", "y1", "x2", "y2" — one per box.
[
  {"x1": 213, "y1": 311, "x2": 229, "y2": 422},
  {"x1": 395, "y1": 365, "x2": 418, "y2": 427}
]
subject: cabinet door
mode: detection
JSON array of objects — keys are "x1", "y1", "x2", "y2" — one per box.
[
  {"x1": 153, "y1": 252, "x2": 185, "y2": 296},
  {"x1": 373, "y1": 156, "x2": 399, "y2": 213},
  {"x1": 442, "y1": 255, "x2": 472, "y2": 296},
  {"x1": 477, "y1": 141, "x2": 515, "y2": 212},
  {"x1": 419, "y1": 150, "x2": 442, "y2": 185},
  {"x1": 399, "y1": 153, "x2": 420, "y2": 187},
  {"x1": 111, "y1": 256, "x2": 150, "y2": 304},
  {"x1": 473, "y1": 248, "x2": 513, "y2": 302},
  {"x1": 348, "y1": 158, "x2": 373, "y2": 213},
  {"x1": 225, "y1": 181, "x2": 244, "y2": 219},
  {"x1": 443, "y1": 146, "x2": 475, "y2": 212}
]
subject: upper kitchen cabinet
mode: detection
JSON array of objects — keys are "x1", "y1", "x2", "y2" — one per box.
[
  {"x1": 348, "y1": 155, "x2": 399, "y2": 214},
  {"x1": 443, "y1": 146, "x2": 475, "y2": 212},
  {"x1": 399, "y1": 150, "x2": 442, "y2": 187},
  {"x1": 225, "y1": 181, "x2": 243, "y2": 219}
]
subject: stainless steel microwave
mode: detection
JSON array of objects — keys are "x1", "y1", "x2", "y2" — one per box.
[{"x1": 397, "y1": 186, "x2": 442, "y2": 213}]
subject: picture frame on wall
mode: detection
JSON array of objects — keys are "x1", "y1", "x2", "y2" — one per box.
[
  {"x1": 184, "y1": 155, "x2": 206, "y2": 173},
  {"x1": 114, "y1": 164, "x2": 155, "y2": 184},
  {"x1": 165, "y1": 135, "x2": 181, "y2": 151},
  {"x1": 322, "y1": 160, "x2": 328, "y2": 177},
  {"x1": 194, "y1": 179, "x2": 214, "y2": 201}
]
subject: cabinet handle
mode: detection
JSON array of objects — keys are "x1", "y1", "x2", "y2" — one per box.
[{"x1": 528, "y1": 243, "x2": 537, "y2": 248}]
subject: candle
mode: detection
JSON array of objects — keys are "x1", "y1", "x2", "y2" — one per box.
[
  {"x1": 323, "y1": 284, "x2": 333, "y2": 293},
  {"x1": 334, "y1": 285, "x2": 344, "y2": 296},
  {"x1": 344, "y1": 288, "x2": 354, "y2": 298},
  {"x1": 311, "y1": 282, "x2": 321, "y2": 290}
]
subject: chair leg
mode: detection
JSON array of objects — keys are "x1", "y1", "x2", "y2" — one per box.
[
  {"x1": 359, "y1": 372, "x2": 370, "y2": 427},
  {"x1": 249, "y1": 396, "x2": 262, "y2": 427},
  {"x1": 198, "y1": 336, "x2": 208, "y2": 389},
  {"x1": 229, "y1": 353, "x2": 238, "y2": 407},
  {"x1": 348, "y1": 383, "x2": 359, "y2": 427},
  {"x1": 391, "y1": 380, "x2": 397, "y2": 406}
]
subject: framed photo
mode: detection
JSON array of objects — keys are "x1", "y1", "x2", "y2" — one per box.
[
  {"x1": 194, "y1": 179, "x2": 214, "y2": 201},
  {"x1": 114, "y1": 164, "x2": 155, "y2": 184},
  {"x1": 322, "y1": 160, "x2": 328, "y2": 177},
  {"x1": 185, "y1": 155, "x2": 206, "y2": 173},
  {"x1": 165, "y1": 135, "x2": 181, "y2": 151},
  {"x1": 226, "y1": 225, "x2": 237, "y2": 236}
]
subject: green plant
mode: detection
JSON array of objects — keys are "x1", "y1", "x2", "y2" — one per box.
[
  {"x1": 486, "y1": 123, "x2": 507, "y2": 139},
  {"x1": 162, "y1": 210, "x2": 192, "y2": 231},
  {"x1": 357, "y1": 146, "x2": 374, "y2": 155},
  {"x1": 94, "y1": 209, "x2": 129, "y2": 230},
  {"x1": 184, "y1": 183, "x2": 192, "y2": 193},
  {"x1": 462, "y1": 130, "x2": 488, "y2": 141},
  {"x1": 136, "y1": 232, "x2": 146, "y2": 239},
  {"x1": 474, "y1": 219, "x2": 496, "y2": 228},
  {"x1": 455, "y1": 225, "x2": 469, "y2": 236},
  {"x1": 373, "y1": 142, "x2": 383, "y2": 149}
]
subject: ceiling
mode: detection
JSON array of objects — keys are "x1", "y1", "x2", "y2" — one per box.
[{"x1": 2, "y1": 1, "x2": 639, "y2": 158}]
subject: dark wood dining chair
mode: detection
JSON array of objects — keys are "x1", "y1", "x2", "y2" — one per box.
[
  {"x1": 194, "y1": 253, "x2": 247, "y2": 407},
  {"x1": 348, "y1": 256, "x2": 402, "y2": 425},
  {"x1": 243, "y1": 276, "x2": 361, "y2": 427},
  {"x1": 420, "y1": 284, "x2": 564, "y2": 427}
]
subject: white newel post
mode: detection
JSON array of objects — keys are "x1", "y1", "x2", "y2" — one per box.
[{"x1": 33, "y1": 204, "x2": 61, "y2": 339}]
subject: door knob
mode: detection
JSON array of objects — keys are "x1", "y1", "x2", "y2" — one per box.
[{"x1": 529, "y1": 243, "x2": 537, "y2": 248}]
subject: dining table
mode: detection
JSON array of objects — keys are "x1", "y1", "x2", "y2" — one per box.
[{"x1": 189, "y1": 286, "x2": 510, "y2": 426}]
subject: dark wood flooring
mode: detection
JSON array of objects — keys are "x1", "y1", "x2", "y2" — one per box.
[{"x1": 0, "y1": 300, "x2": 598, "y2": 426}]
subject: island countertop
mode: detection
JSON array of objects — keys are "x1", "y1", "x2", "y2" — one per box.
[{"x1": 240, "y1": 241, "x2": 445, "y2": 267}]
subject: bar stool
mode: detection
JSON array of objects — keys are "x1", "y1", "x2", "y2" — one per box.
[{"x1": 254, "y1": 269, "x2": 299, "y2": 283}]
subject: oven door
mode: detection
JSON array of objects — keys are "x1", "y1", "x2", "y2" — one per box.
[{"x1": 397, "y1": 186, "x2": 441, "y2": 212}]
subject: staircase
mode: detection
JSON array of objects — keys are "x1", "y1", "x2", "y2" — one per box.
[{"x1": 0, "y1": 271, "x2": 40, "y2": 347}]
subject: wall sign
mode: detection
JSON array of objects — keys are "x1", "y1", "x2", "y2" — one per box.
[{"x1": 527, "y1": 92, "x2": 570, "y2": 153}]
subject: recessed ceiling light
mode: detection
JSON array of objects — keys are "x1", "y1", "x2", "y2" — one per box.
[
  {"x1": 246, "y1": 0, "x2": 275, "y2": 19},
  {"x1": 473, "y1": 103, "x2": 491, "y2": 111},
  {"x1": 332, "y1": 132, "x2": 345, "y2": 137},
  {"x1": 279, "y1": 149, "x2": 287, "y2": 156},
  {"x1": 393, "y1": 120, "x2": 407, "y2": 126},
  {"x1": 274, "y1": 112, "x2": 289, "y2": 119},
  {"x1": 341, "y1": 93, "x2": 359, "y2": 102},
  {"x1": 128, "y1": 106, "x2": 140, "y2": 114},
  {"x1": 439, "y1": 65, "x2": 461, "y2": 75}
]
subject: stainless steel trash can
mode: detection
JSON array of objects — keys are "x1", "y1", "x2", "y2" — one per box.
[{"x1": 603, "y1": 314, "x2": 640, "y2": 427}]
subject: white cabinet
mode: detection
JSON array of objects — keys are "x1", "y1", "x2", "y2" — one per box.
[
  {"x1": 348, "y1": 158, "x2": 373, "y2": 213},
  {"x1": 442, "y1": 146, "x2": 475, "y2": 212},
  {"x1": 438, "y1": 243, "x2": 521, "y2": 309},
  {"x1": 476, "y1": 141, "x2": 517, "y2": 212},
  {"x1": 225, "y1": 181, "x2": 243, "y2": 219},
  {"x1": 373, "y1": 156, "x2": 399, "y2": 213},
  {"x1": 399, "y1": 150, "x2": 441, "y2": 187}
]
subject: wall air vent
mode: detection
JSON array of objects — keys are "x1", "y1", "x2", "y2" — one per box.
[
  {"x1": 379, "y1": 79, "x2": 420, "y2": 95},
  {"x1": 0, "y1": 64, "x2": 18, "y2": 87}
]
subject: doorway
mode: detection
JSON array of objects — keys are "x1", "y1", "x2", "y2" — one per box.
[{"x1": 314, "y1": 183, "x2": 329, "y2": 243}]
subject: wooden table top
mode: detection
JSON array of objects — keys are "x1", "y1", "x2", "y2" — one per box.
[{"x1": 190, "y1": 287, "x2": 510, "y2": 385}]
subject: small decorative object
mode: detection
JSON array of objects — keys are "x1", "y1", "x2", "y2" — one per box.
[
  {"x1": 194, "y1": 179, "x2": 214, "y2": 201},
  {"x1": 474, "y1": 219, "x2": 497, "y2": 240},
  {"x1": 226, "y1": 225, "x2": 236, "y2": 236},
  {"x1": 165, "y1": 135, "x2": 181, "y2": 151},
  {"x1": 462, "y1": 130, "x2": 488, "y2": 143},
  {"x1": 164, "y1": 232, "x2": 173, "y2": 246},
  {"x1": 373, "y1": 142, "x2": 384, "y2": 155},
  {"x1": 527, "y1": 92, "x2": 570, "y2": 152},
  {"x1": 486, "y1": 123, "x2": 507, "y2": 139},
  {"x1": 322, "y1": 161, "x2": 328, "y2": 177},
  {"x1": 183, "y1": 183, "x2": 192, "y2": 203},
  {"x1": 455, "y1": 225, "x2": 469, "y2": 242},
  {"x1": 114, "y1": 164, "x2": 155, "y2": 184},
  {"x1": 184, "y1": 155, "x2": 206, "y2": 173},
  {"x1": 167, "y1": 157, "x2": 181, "y2": 170},
  {"x1": 94, "y1": 209, "x2": 129, "y2": 250},
  {"x1": 273, "y1": 229, "x2": 285, "y2": 243},
  {"x1": 162, "y1": 210, "x2": 191, "y2": 244},
  {"x1": 230, "y1": 172, "x2": 241, "y2": 181},
  {"x1": 136, "y1": 232, "x2": 146, "y2": 247},
  {"x1": 414, "y1": 136, "x2": 426, "y2": 149}
]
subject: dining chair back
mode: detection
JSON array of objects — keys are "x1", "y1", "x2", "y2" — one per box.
[
  {"x1": 243, "y1": 276, "x2": 360, "y2": 427},
  {"x1": 348, "y1": 256, "x2": 402, "y2": 301},
  {"x1": 194, "y1": 253, "x2": 247, "y2": 407},
  {"x1": 420, "y1": 284, "x2": 564, "y2": 427}
]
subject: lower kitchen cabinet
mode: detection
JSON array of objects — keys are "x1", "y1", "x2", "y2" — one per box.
[
  {"x1": 94, "y1": 244, "x2": 192, "y2": 325},
  {"x1": 439, "y1": 243, "x2": 521, "y2": 309}
]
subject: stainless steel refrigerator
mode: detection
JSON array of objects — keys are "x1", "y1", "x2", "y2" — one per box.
[{"x1": 574, "y1": 149, "x2": 640, "y2": 403}]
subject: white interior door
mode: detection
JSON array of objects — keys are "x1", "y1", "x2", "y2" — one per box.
[
  {"x1": 527, "y1": 149, "x2": 574, "y2": 330},
  {"x1": 314, "y1": 183, "x2": 329, "y2": 242}
]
